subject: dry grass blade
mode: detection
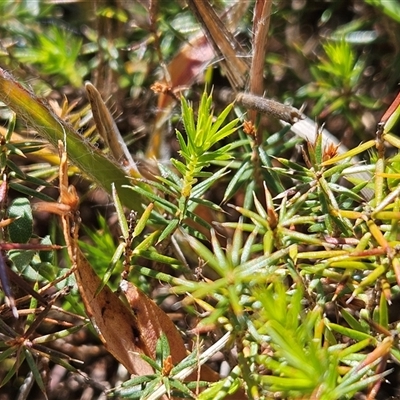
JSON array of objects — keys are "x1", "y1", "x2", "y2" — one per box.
[
  {"x1": 249, "y1": 0, "x2": 273, "y2": 127},
  {"x1": 187, "y1": 0, "x2": 250, "y2": 91},
  {"x1": 249, "y1": 0, "x2": 273, "y2": 98},
  {"x1": 85, "y1": 82, "x2": 140, "y2": 176}
]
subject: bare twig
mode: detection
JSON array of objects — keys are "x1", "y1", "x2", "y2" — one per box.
[{"x1": 217, "y1": 88, "x2": 303, "y2": 124}]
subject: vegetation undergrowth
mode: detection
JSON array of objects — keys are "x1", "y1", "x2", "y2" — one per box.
[{"x1": 0, "y1": 1, "x2": 400, "y2": 400}]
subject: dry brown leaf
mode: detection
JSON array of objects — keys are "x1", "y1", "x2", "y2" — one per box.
[
  {"x1": 120, "y1": 280, "x2": 188, "y2": 363},
  {"x1": 120, "y1": 280, "x2": 220, "y2": 382},
  {"x1": 72, "y1": 249, "x2": 155, "y2": 376}
]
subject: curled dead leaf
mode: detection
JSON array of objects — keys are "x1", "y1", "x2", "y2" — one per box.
[
  {"x1": 120, "y1": 280, "x2": 220, "y2": 383},
  {"x1": 73, "y1": 248, "x2": 154, "y2": 376}
]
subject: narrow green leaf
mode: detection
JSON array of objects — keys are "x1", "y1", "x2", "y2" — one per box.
[
  {"x1": 233, "y1": 205, "x2": 270, "y2": 230},
  {"x1": 185, "y1": 234, "x2": 225, "y2": 276},
  {"x1": 365, "y1": 0, "x2": 400, "y2": 23},
  {"x1": 5, "y1": 111, "x2": 16, "y2": 141},
  {"x1": 33, "y1": 324, "x2": 86, "y2": 344},
  {"x1": 133, "y1": 203, "x2": 154, "y2": 238},
  {"x1": 169, "y1": 379, "x2": 195, "y2": 397},
  {"x1": 212, "y1": 117, "x2": 239, "y2": 143},
  {"x1": 209, "y1": 103, "x2": 234, "y2": 137},
  {"x1": 338, "y1": 338, "x2": 374, "y2": 359},
  {"x1": 129, "y1": 186, "x2": 179, "y2": 214},
  {"x1": 327, "y1": 322, "x2": 374, "y2": 341},
  {"x1": 24, "y1": 349, "x2": 48, "y2": 398},
  {"x1": 121, "y1": 375, "x2": 155, "y2": 387},
  {"x1": 9, "y1": 182, "x2": 55, "y2": 201},
  {"x1": 210, "y1": 229, "x2": 228, "y2": 274},
  {"x1": 112, "y1": 183, "x2": 129, "y2": 240},
  {"x1": 170, "y1": 158, "x2": 187, "y2": 177},
  {"x1": 241, "y1": 227, "x2": 259, "y2": 263},
  {"x1": 136, "y1": 250, "x2": 181, "y2": 268},
  {"x1": 157, "y1": 219, "x2": 179, "y2": 244},
  {"x1": 134, "y1": 230, "x2": 160, "y2": 252},
  {"x1": 96, "y1": 242, "x2": 126, "y2": 296},
  {"x1": 230, "y1": 221, "x2": 243, "y2": 267},
  {"x1": 156, "y1": 334, "x2": 170, "y2": 365},
  {"x1": 379, "y1": 291, "x2": 389, "y2": 329},
  {"x1": 140, "y1": 354, "x2": 162, "y2": 372},
  {"x1": 340, "y1": 308, "x2": 369, "y2": 334},
  {"x1": 259, "y1": 375, "x2": 314, "y2": 391},
  {"x1": 157, "y1": 162, "x2": 182, "y2": 188}
]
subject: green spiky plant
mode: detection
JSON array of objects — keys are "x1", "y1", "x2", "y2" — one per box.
[
  {"x1": 1, "y1": 2, "x2": 400, "y2": 400},
  {"x1": 0, "y1": 75, "x2": 399, "y2": 400}
]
